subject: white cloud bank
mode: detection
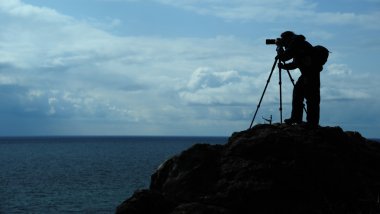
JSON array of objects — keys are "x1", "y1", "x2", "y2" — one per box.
[{"x1": 0, "y1": 0, "x2": 269, "y2": 135}]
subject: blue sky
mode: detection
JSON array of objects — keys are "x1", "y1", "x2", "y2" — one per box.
[{"x1": 0, "y1": 0, "x2": 379, "y2": 137}]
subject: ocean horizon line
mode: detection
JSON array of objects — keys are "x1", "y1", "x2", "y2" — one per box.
[
  {"x1": 0, "y1": 134, "x2": 230, "y2": 138},
  {"x1": 0, "y1": 134, "x2": 378, "y2": 143}
]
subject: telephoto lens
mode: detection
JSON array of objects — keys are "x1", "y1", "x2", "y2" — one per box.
[{"x1": 266, "y1": 39, "x2": 276, "y2": 45}]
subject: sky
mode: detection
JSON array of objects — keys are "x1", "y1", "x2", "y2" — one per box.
[{"x1": 0, "y1": 0, "x2": 379, "y2": 137}]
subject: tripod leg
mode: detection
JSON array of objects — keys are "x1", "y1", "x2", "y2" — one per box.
[
  {"x1": 285, "y1": 69, "x2": 295, "y2": 86},
  {"x1": 279, "y1": 67, "x2": 283, "y2": 124},
  {"x1": 249, "y1": 58, "x2": 278, "y2": 129}
]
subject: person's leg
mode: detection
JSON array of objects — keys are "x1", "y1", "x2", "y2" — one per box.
[
  {"x1": 305, "y1": 76, "x2": 320, "y2": 128},
  {"x1": 286, "y1": 76, "x2": 305, "y2": 124}
]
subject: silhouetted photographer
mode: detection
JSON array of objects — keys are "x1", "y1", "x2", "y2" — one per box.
[
  {"x1": 249, "y1": 31, "x2": 328, "y2": 129},
  {"x1": 275, "y1": 31, "x2": 328, "y2": 129}
]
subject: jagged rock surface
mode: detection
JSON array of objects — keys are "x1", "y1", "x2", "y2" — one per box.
[{"x1": 116, "y1": 124, "x2": 380, "y2": 214}]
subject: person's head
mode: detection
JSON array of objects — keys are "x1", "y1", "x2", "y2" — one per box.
[{"x1": 280, "y1": 31, "x2": 296, "y2": 48}]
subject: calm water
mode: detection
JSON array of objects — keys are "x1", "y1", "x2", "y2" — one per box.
[{"x1": 0, "y1": 136, "x2": 227, "y2": 213}]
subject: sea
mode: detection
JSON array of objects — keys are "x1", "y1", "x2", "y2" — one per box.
[{"x1": 0, "y1": 136, "x2": 228, "y2": 213}]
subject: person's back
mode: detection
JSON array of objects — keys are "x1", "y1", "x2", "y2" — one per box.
[{"x1": 279, "y1": 34, "x2": 317, "y2": 74}]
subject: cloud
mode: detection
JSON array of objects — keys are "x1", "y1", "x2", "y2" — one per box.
[
  {"x1": 178, "y1": 67, "x2": 289, "y2": 106},
  {"x1": 311, "y1": 11, "x2": 380, "y2": 29},
  {"x1": 321, "y1": 63, "x2": 374, "y2": 102},
  {"x1": 0, "y1": 0, "x2": 270, "y2": 132},
  {"x1": 0, "y1": 0, "x2": 69, "y2": 22},
  {"x1": 186, "y1": 67, "x2": 241, "y2": 91},
  {"x1": 153, "y1": 0, "x2": 380, "y2": 29},
  {"x1": 326, "y1": 64, "x2": 352, "y2": 76},
  {"x1": 0, "y1": 0, "x2": 378, "y2": 136},
  {"x1": 154, "y1": 0, "x2": 314, "y2": 21}
]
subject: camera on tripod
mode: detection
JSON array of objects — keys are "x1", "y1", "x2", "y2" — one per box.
[
  {"x1": 265, "y1": 38, "x2": 283, "y2": 46},
  {"x1": 249, "y1": 37, "x2": 302, "y2": 129}
]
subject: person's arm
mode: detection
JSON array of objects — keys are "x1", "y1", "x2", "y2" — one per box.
[
  {"x1": 277, "y1": 46, "x2": 295, "y2": 62},
  {"x1": 279, "y1": 61, "x2": 297, "y2": 70}
]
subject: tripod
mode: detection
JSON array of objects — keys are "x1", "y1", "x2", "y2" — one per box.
[{"x1": 249, "y1": 55, "x2": 303, "y2": 129}]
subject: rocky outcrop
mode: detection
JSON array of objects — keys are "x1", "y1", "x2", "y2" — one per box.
[{"x1": 116, "y1": 124, "x2": 380, "y2": 214}]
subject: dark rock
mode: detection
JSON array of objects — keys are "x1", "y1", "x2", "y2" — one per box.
[
  {"x1": 150, "y1": 143, "x2": 223, "y2": 201},
  {"x1": 170, "y1": 202, "x2": 231, "y2": 214},
  {"x1": 116, "y1": 124, "x2": 380, "y2": 214},
  {"x1": 116, "y1": 190, "x2": 175, "y2": 214}
]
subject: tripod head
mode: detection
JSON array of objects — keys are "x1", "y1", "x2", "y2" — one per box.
[{"x1": 275, "y1": 46, "x2": 285, "y2": 60}]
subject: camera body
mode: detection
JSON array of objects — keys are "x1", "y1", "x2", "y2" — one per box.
[{"x1": 266, "y1": 38, "x2": 283, "y2": 46}]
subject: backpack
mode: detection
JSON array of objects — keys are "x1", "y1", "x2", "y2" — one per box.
[{"x1": 313, "y1": 45, "x2": 329, "y2": 67}]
